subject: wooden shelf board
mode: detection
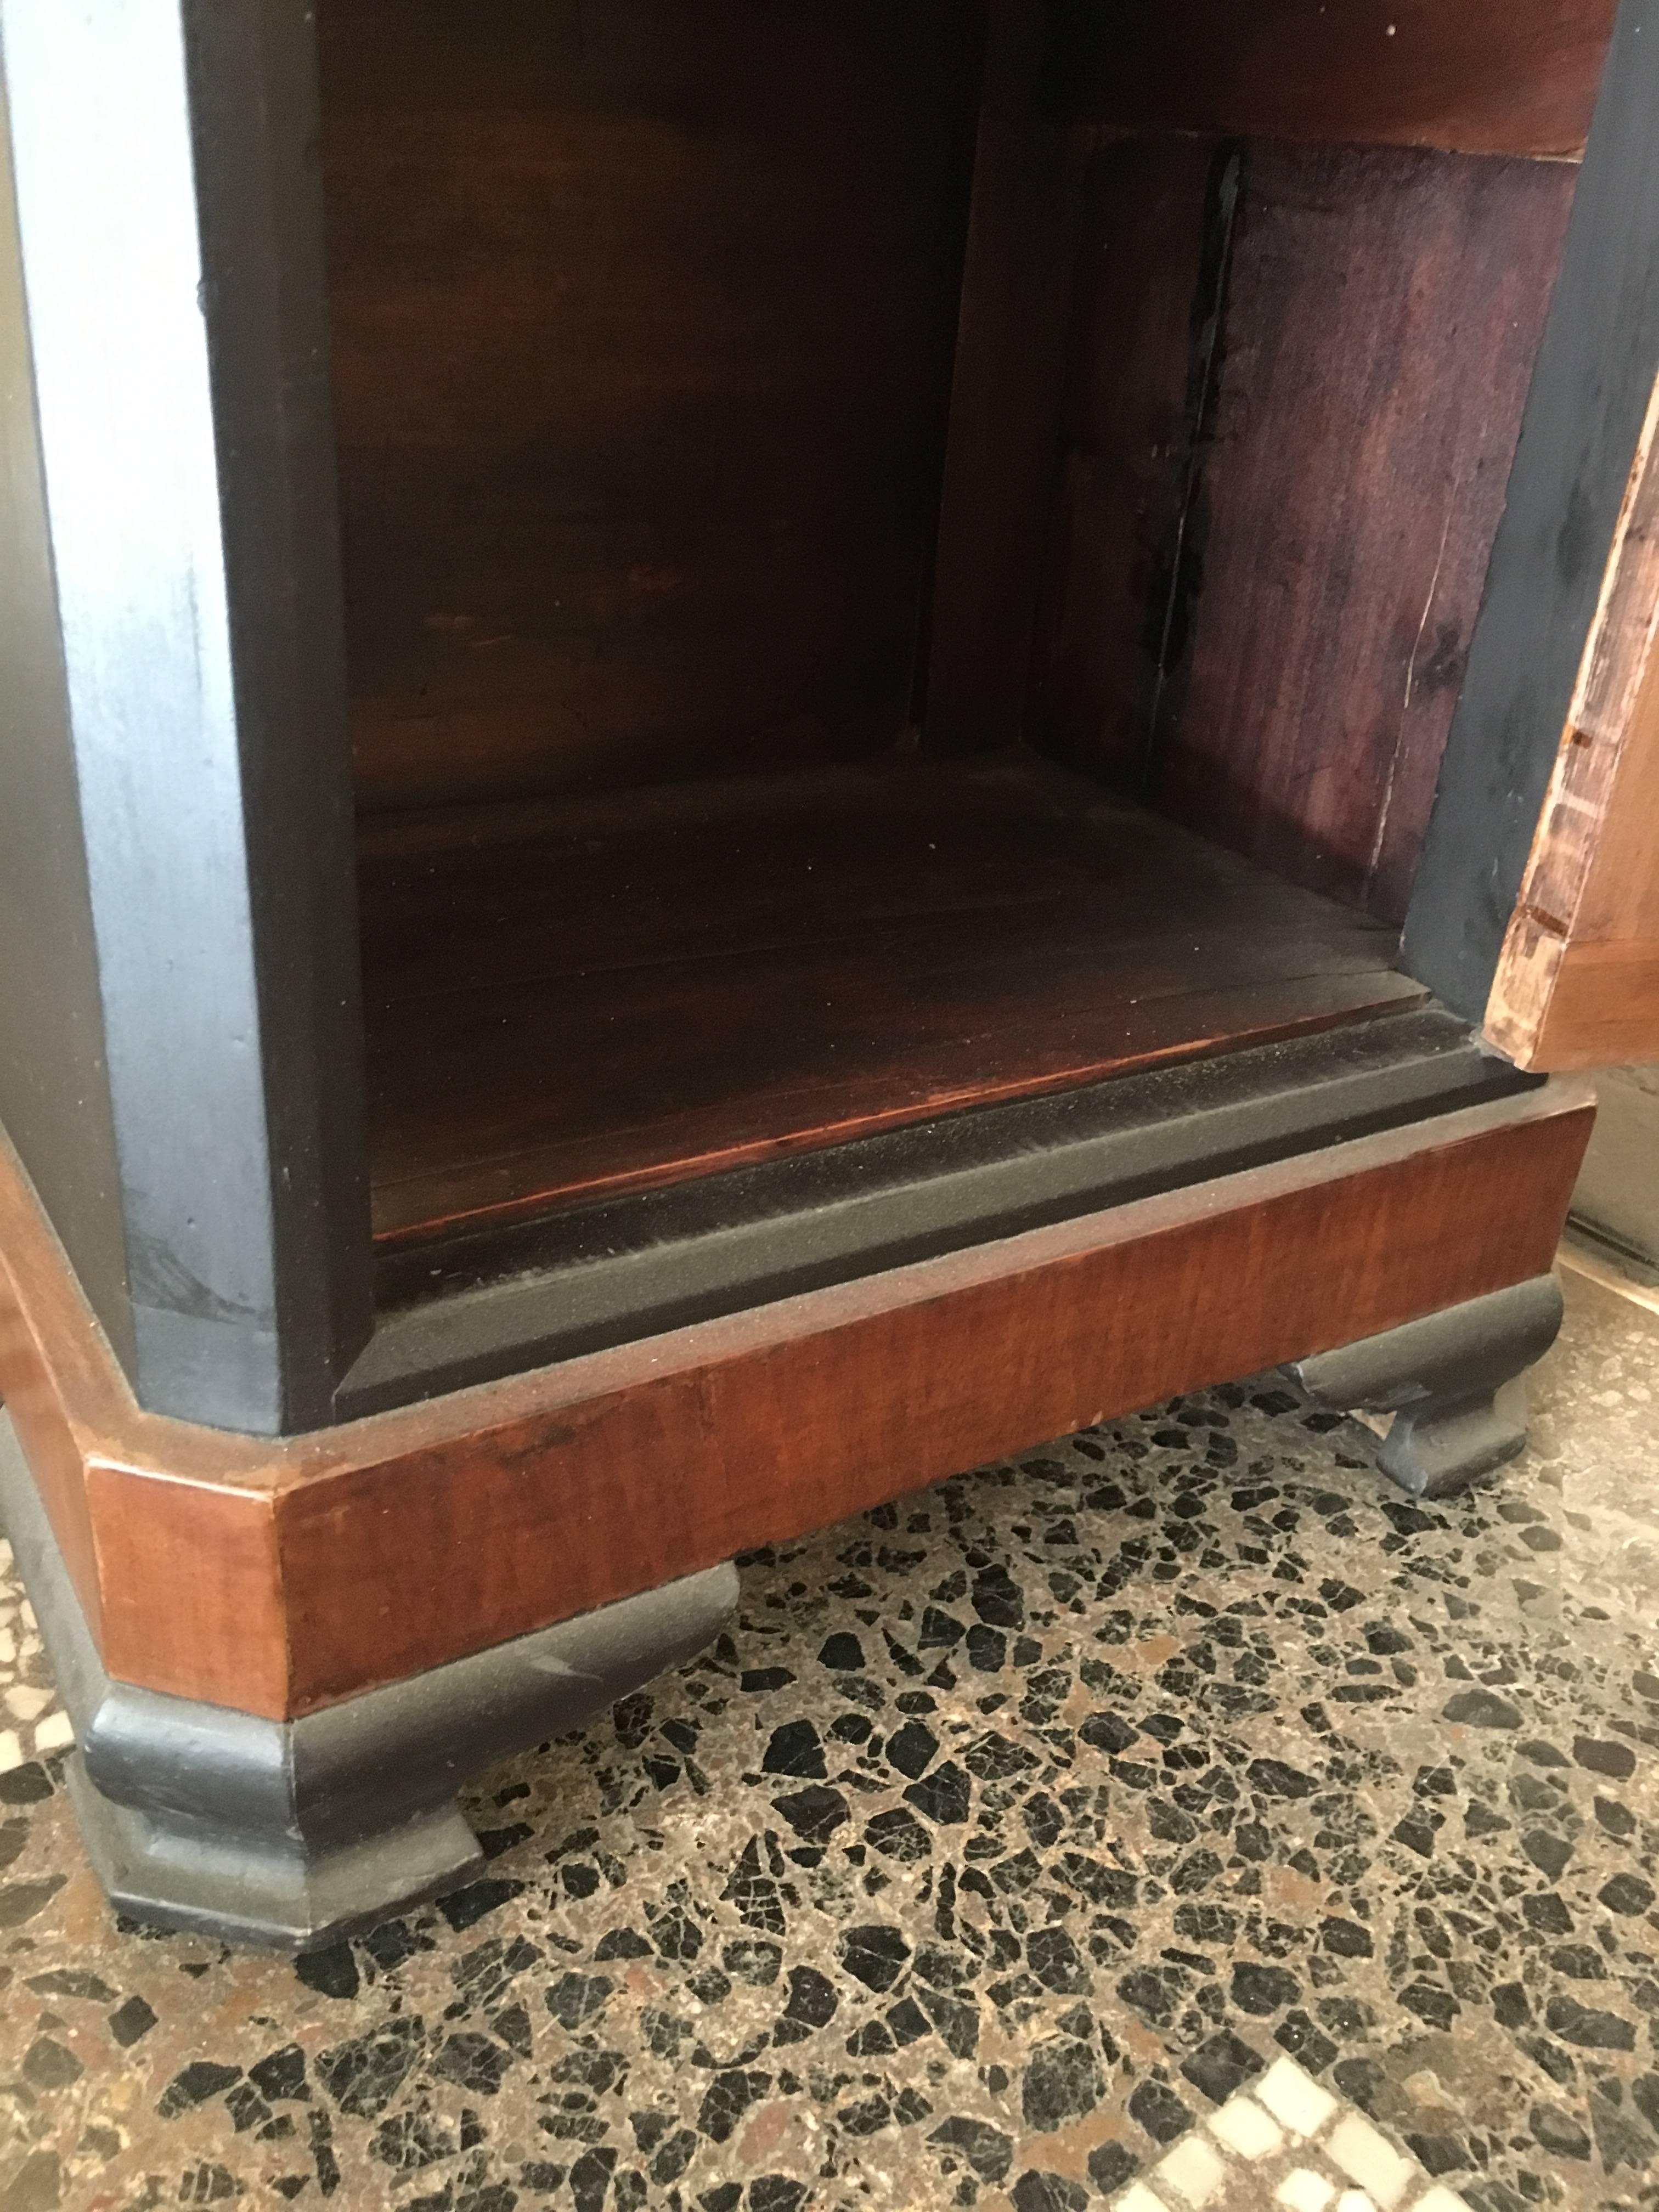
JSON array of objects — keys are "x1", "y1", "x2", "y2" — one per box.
[{"x1": 359, "y1": 756, "x2": 1423, "y2": 1248}]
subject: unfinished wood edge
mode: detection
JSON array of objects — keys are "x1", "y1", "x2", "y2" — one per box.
[
  {"x1": 1499, "y1": 938, "x2": 1659, "y2": 1070},
  {"x1": 1572, "y1": 367, "x2": 1659, "y2": 748},
  {"x1": 1485, "y1": 917, "x2": 1569, "y2": 1068},
  {"x1": 1487, "y1": 368, "x2": 1659, "y2": 1063}
]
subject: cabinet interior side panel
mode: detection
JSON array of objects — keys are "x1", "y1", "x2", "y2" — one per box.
[
  {"x1": 1030, "y1": 136, "x2": 1577, "y2": 923},
  {"x1": 318, "y1": 0, "x2": 980, "y2": 814}
]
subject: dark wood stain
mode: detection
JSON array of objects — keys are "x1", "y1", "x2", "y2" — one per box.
[
  {"x1": 318, "y1": 0, "x2": 980, "y2": 812},
  {"x1": 1051, "y1": 0, "x2": 1615, "y2": 160},
  {"x1": 358, "y1": 756, "x2": 1420, "y2": 1249},
  {"x1": 1161, "y1": 144, "x2": 1577, "y2": 919},
  {"x1": 1034, "y1": 139, "x2": 1577, "y2": 922},
  {"x1": 1028, "y1": 134, "x2": 1224, "y2": 789},
  {"x1": 922, "y1": 0, "x2": 1082, "y2": 754}
]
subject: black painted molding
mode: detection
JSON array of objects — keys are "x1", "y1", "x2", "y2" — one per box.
[
  {"x1": 0, "y1": 1, "x2": 373, "y2": 1433},
  {"x1": 0, "y1": 1414, "x2": 738, "y2": 1951},
  {"x1": 1287, "y1": 1275, "x2": 1565, "y2": 1499},
  {"x1": 347, "y1": 1009, "x2": 1539, "y2": 1419},
  {"x1": 0, "y1": 67, "x2": 134, "y2": 1379}
]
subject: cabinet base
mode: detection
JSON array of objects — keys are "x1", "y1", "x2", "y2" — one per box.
[
  {"x1": 1285, "y1": 1274, "x2": 1564, "y2": 1499},
  {"x1": 0, "y1": 1413, "x2": 736, "y2": 1951},
  {"x1": 64, "y1": 1765, "x2": 484, "y2": 1952}
]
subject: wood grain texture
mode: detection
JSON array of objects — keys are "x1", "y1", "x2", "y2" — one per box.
[
  {"x1": 923, "y1": 0, "x2": 1082, "y2": 752},
  {"x1": 1028, "y1": 134, "x2": 1222, "y2": 789},
  {"x1": 280, "y1": 1093, "x2": 1593, "y2": 1713},
  {"x1": 1487, "y1": 370, "x2": 1659, "y2": 1066},
  {"x1": 358, "y1": 758, "x2": 1420, "y2": 1248},
  {"x1": 319, "y1": 0, "x2": 978, "y2": 812},
  {"x1": 0, "y1": 1147, "x2": 114, "y2": 1653},
  {"x1": 1052, "y1": 0, "x2": 1615, "y2": 159},
  {"x1": 1149, "y1": 144, "x2": 1575, "y2": 921},
  {"x1": 0, "y1": 1133, "x2": 283, "y2": 1709},
  {"x1": 0, "y1": 1085, "x2": 1595, "y2": 1717}
]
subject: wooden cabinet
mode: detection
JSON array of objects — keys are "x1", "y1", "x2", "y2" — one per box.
[{"x1": 0, "y1": 0, "x2": 1650, "y2": 1946}]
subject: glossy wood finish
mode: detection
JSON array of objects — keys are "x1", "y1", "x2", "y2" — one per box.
[
  {"x1": 320, "y1": 0, "x2": 979, "y2": 814},
  {"x1": 1031, "y1": 140, "x2": 1575, "y2": 922},
  {"x1": 358, "y1": 758, "x2": 1422, "y2": 1249},
  {"x1": 0, "y1": 1086, "x2": 1595, "y2": 1719},
  {"x1": 1487, "y1": 368, "x2": 1659, "y2": 1066},
  {"x1": 1053, "y1": 0, "x2": 1615, "y2": 159}
]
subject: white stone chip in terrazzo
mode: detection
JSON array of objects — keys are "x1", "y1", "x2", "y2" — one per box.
[
  {"x1": 0, "y1": 1727, "x2": 21, "y2": 1773},
  {"x1": 3, "y1": 1681, "x2": 50, "y2": 1721},
  {"x1": 1255, "y1": 2057, "x2": 1339, "y2": 2140},
  {"x1": 32, "y1": 1708, "x2": 74, "y2": 1754},
  {"x1": 1276, "y1": 2174, "x2": 1336, "y2": 2212},
  {"x1": 1113, "y1": 2057, "x2": 1470, "y2": 2212},
  {"x1": 1116, "y1": 2186, "x2": 1171, "y2": 2212},
  {"x1": 1156, "y1": 2132, "x2": 1229, "y2": 2208},
  {"x1": 1209, "y1": 2092, "x2": 1285, "y2": 2159},
  {"x1": 1327, "y1": 2114, "x2": 1418, "y2": 2208}
]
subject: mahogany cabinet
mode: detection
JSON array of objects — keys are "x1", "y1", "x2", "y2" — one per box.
[{"x1": 0, "y1": 0, "x2": 1652, "y2": 1946}]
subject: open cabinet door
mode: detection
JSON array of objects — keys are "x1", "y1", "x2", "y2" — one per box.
[
  {"x1": 1486, "y1": 379, "x2": 1659, "y2": 1068},
  {"x1": 1401, "y1": 0, "x2": 1659, "y2": 1069}
]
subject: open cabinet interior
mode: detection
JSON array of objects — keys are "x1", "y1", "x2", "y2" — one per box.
[{"x1": 318, "y1": 0, "x2": 1610, "y2": 1272}]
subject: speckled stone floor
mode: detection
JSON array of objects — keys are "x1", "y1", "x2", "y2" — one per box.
[{"x1": 1, "y1": 1258, "x2": 1656, "y2": 2212}]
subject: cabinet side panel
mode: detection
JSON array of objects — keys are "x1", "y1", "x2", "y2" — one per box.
[
  {"x1": 0, "y1": 68, "x2": 134, "y2": 1378},
  {"x1": 2, "y1": 2, "x2": 373, "y2": 1434},
  {"x1": 1403, "y1": 0, "x2": 1659, "y2": 1018}
]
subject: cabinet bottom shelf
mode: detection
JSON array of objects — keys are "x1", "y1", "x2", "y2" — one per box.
[{"x1": 359, "y1": 754, "x2": 1424, "y2": 1252}]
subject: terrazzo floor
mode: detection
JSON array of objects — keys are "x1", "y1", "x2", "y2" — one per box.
[{"x1": 1, "y1": 1256, "x2": 1656, "y2": 2212}]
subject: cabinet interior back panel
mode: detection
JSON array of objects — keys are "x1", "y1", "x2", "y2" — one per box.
[
  {"x1": 1050, "y1": 0, "x2": 1615, "y2": 158},
  {"x1": 1031, "y1": 134, "x2": 1578, "y2": 923},
  {"x1": 317, "y1": 0, "x2": 980, "y2": 812}
]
